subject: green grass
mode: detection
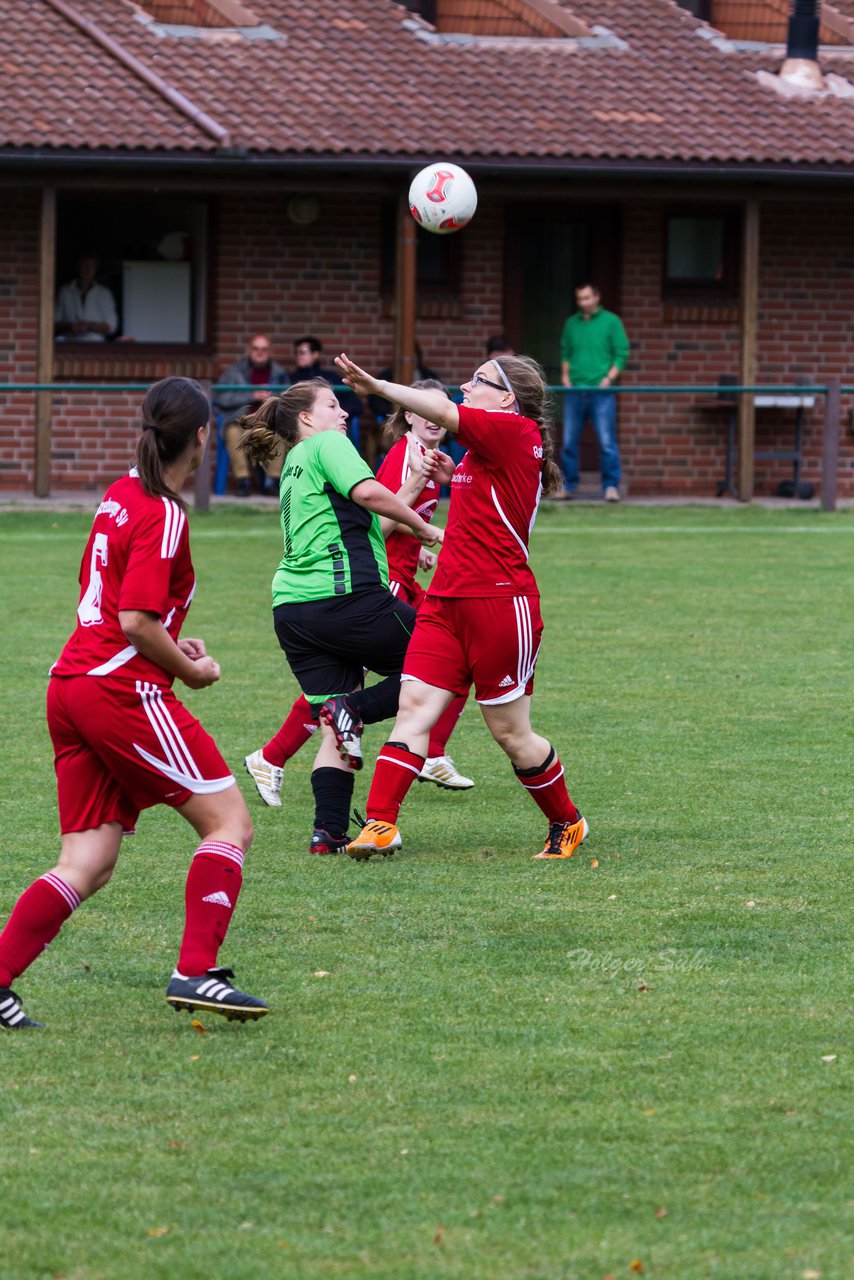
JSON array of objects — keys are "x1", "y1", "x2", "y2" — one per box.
[{"x1": 0, "y1": 503, "x2": 851, "y2": 1280}]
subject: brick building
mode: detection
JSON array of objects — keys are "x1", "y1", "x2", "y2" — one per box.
[{"x1": 1, "y1": 0, "x2": 853, "y2": 498}]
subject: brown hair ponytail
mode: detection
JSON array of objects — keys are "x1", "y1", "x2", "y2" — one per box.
[
  {"x1": 238, "y1": 377, "x2": 328, "y2": 469},
  {"x1": 135, "y1": 376, "x2": 210, "y2": 510}
]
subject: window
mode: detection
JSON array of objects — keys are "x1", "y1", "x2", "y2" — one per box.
[
  {"x1": 380, "y1": 201, "x2": 462, "y2": 298},
  {"x1": 55, "y1": 195, "x2": 211, "y2": 348},
  {"x1": 663, "y1": 209, "x2": 739, "y2": 297},
  {"x1": 676, "y1": 0, "x2": 712, "y2": 19}
]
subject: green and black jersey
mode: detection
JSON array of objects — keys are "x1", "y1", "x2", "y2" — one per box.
[{"x1": 272, "y1": 431, "x2": 389, "y2": 606}]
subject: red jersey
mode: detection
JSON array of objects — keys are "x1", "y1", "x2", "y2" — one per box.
[
  {"x1": 375, "y1": 433, "x2": 439, "y2": 593},
  {"x1": 51, "y1": 470, "x2": 195, "y2": 688},
  {"x1": 429, "y1": 406, "x2": 543, "y2": 598}
]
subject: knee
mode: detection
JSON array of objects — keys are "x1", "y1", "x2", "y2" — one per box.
[{"x1": 490, "y1": 721, "x2": 529, "y2": 759}]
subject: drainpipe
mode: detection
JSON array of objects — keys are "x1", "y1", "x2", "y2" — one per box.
[{"x1": 779, "y1": 0, "x2": 824, "y2": 91}]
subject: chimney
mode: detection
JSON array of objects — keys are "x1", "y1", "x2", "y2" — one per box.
[{"x1": 779, "y1": 0, "x2": 824, "y2": 91}]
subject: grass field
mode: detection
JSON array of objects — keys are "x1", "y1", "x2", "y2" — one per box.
[{"x1": 0, "y1": 501, "x2": 851, "y2": 1280}]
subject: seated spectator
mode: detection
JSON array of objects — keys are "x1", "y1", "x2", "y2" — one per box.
[
  {"x1": 214, "y1": 335, "x2": 289, "y2": 496},
  {"x1": 368, "y1": 343, "x2": 442, "y2": 424},
  {"x1": 290, "y1": 335, "x2": 363, "y2": 426},
  {"x1": 55, "y1": 253, "x2": 118, "y2": 343}
]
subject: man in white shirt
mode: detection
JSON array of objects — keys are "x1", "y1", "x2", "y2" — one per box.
[{"x1": 55, "y1": 254, "x2": 118, "y2": 343}]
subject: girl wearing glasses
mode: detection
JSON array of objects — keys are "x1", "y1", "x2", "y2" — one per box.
[{"x1": 333, "y1": 352, "x2": 588, "y2": 863}]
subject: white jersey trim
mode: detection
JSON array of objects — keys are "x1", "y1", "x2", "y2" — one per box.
[
  {"x1": 86, "y1": 642, "x2": 138, "y2": 676},
  {"x1": 490, "y1": 485, "x2": 529, "y2": 562},
  {"x1": 160, "y1": 496, "x2": 186, "y2": 560}
]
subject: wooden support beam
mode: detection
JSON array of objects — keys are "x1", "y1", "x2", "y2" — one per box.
[
  {"x1": 393, "y1": 192, "x2": 417, "y2": 387},
  {"x1": 35, "y1": 185, "x2": 56, "y2": 498},
  {"x1": 821, "y1": 378, "x2": 841, "y2": 512},
  {"x1": 737, "y1": 198, "x2": 760, "y2": 502},
  {"x1": 193, "y1": 379, "x2": 213, "y2": 512}
]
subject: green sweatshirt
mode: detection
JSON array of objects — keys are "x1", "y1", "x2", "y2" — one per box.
[{"x1": 559, "y1": 307, "x2": 630, "y2": 387}]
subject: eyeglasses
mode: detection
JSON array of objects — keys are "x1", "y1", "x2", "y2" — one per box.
[{"x1": 470, "y1": 372, "x2": 508, "y2": 392}]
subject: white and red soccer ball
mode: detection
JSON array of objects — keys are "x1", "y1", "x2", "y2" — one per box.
[{"x1": 408, "y1": 162, "x2": 478, "y2": 235}]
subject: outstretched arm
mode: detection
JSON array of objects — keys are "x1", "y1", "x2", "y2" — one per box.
[
  {"x1": 335, "y1": 353, "x2": 461, "y2": 435},
  {"x1": 349, "y1": 478, "x2": 441, "y2": 547}
]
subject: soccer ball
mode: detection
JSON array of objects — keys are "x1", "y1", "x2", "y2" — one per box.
[{"x1": 408, "y1": 162, "x2": 477, "y2": 235}]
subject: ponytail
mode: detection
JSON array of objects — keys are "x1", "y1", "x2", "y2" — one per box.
[
  {"x1": 135, "y1": 376, "x2": 210, "y2": 510},
  {"x1": 237, "y1": 377, "x2": 328, "y2": 468}
]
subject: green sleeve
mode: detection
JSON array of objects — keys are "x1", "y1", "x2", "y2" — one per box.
[
  {"x1": 559, "y1": 317, "x2": 573, "y2": 365},
  {"x1": 610, "y1": 314, "x2": 630, "y2": 371},
  {"x1": 314, "y1": 431, "x2": 373, "y2": 496}
]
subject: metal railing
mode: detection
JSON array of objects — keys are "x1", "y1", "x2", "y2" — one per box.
[{"x1": 0, "y1": 380, "x2": 846, "y2": 512}]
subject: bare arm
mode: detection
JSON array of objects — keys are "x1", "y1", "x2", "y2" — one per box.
[
  {"x1": 349, "y1": 479, "x2": 441, "y2": 546},
  {"x1": 335, "y1": 353, "x2": 460, "y2": 435},
  {"x1": 119, "y1": 611, "x2": 221, "y2": 689}
]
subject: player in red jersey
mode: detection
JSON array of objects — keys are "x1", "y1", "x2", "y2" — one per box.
[
  {"x1": 243, "y1": 379, "x2": 475, "y2": 808},
  {"x1": 336, "y1": 351, "x2": 588, "y2": 863},
  {"x1": 0, "y1": 377, "x2": 268, "y2": 1030}
]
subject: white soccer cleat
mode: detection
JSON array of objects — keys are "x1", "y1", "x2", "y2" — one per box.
[
  {"x1": 419, "y1": 754, "x2": 475, "y2": 790},
  {"x1": 243, "y1": 749, "x2": 283, "y2": 807}
]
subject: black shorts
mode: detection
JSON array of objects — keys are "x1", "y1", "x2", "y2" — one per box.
[{"x1": 273, "y1": 588, "x2": 417, "y2": 705}]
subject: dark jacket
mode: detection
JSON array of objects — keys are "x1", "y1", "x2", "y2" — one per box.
[{"x1": 214, "y1": 356, "x2": 289, "y2": 422}]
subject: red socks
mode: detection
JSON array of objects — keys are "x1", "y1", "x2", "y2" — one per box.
[
  {"x1": 177, "y1": 841, "x2": 244, "y2": 977},
  {"x1": 428, "y1": 693, "x2": 468, "y2": 758},
  {"x1": 365, "y1": 743, "x2": 426, "y2": 825},
  {"x1": 0, "y1": 872, "x2": 81, "y2": 987},
  {"x1": 513, "y1": 748, "x2": 579, "y2": 825},
  {"x1": 264, "y1": 694, "x2": 317, "y2": 768}
]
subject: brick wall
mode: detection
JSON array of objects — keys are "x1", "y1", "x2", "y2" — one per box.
[
  {"x1": 619, "y1": 199, "x2": 854, "y2": 497},
  {"x1": 0, "y1": 186, "x2": 850, "y2": 498}
]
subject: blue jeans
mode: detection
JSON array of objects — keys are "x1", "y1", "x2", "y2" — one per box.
[{"x1": 562, "y1": 389, "x2": 621, "y2": 493}]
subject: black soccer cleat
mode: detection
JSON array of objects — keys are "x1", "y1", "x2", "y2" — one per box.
[
  {"x1": 319, "y1": 695, "x2": 363, "y2": 770},
  {"x1": 0, "y1": 987, "x2": 43, "y2": 1029},
  {"x1": 310, "y1": 828, "x2": 350, "y2": 856},
  {"x1": 165, "y1": 967, "x2": 269, "y2": 1022}
]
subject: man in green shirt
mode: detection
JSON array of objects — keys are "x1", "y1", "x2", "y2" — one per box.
[{"x1": 559, "y1": 283, "x2": 630, "y2": 502}]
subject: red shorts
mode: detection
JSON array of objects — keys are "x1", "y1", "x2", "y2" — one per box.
[
  {"x1": 388, "y1": 577, "x2": 426, "y2": 611},
  {"x1": 402, "y1": 594, "x2": 543, "y2": 704},
  {"x1": 47, "y1": 676, "x2": 235, "y2": 835}
]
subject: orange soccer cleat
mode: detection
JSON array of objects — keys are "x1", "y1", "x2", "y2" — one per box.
[
  {"x1": 346, "y1": 819, "x2": 402, "y2": 861},
  {"x1": 531, "y1": 816, "x2": 589, "y2": 861}
]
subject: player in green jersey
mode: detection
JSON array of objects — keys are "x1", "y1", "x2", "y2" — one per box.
[{"x1": 238, "y1": 378, "x2": 440, "y2": 852}]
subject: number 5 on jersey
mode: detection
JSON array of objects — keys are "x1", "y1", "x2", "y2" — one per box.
[{"x1": 77, "y1": 532, "x2": 108, "y2": 627}]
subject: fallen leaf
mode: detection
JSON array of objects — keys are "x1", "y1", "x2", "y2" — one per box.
[
  {"x1": 638, "y1": 981, "x2": 653, "y2": 992},
  {"x1": 821, "y1": 1054, "x2": 837, "y2": 1063},
  {"x1": 654, "y1": 1206, "x2": 667, "y2": 1219},
  {"x1": 190, "y1": 1054, "x2": 200, "y2": 1061},
  {"x1": 590, "y1": 859, "x2": 599, "y2": 868},
  {"x1": 348, "y1": 1073, "x2": 358, "y2": 1083},
  {"x1": 169, "y1": 1140, "x2": 183, "y2": 1149},
  {"x1": 602, "y1": 1274, "x2": 616, "y2": 1280},
  {"x1": 239, "y1": 1221, "x2": 253, "y2": 1230},
  {"x1": 480, "y1": 849, "x2": 495, "y2": 858},
  {"x1": 608, "y1": 894, "x2": 617, "y2": 900},
  {"x1": 81, "y1": 963, "x2": 91, "y2": 972},
  {"x1": 746, "y1": 900, "x2": 756, "y2": 908},
  {"x1": 643, "y1": 1107, "x2": 656, "y2": 1116},
  {"x1": 433, "y1": 1226, "x2": 445, "y2": 1246},
  {"x1": 803, "y1": 1270, "x2": 822, "y2": 1279},
  {"x1": 313, "y1": 970, "x2": 330, "y2": 978},
  {"x1": 147, "y1": 1226, "x2": 169, "y2": 1237},
  {"x1": 191, "y1": 1019, "x2": 207, "y2": 1034},
  {"x1": 491, "y1": 1194, "x2": 505, "y2": 1205},
  {"x1": 400, "y1": 1148, "x2": 409, "y2": 1155},
  {"x1": 630, "y1": 1262, "x2": 645, "y2": 1274},
  {"x1": 278, "y1": 1241, "x2": 288, "y2": 1249}
]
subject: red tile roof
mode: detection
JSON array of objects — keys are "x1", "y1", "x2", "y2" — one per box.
[{"x1": 2, "y1": 0, "x2": 854, "y2": 169}]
